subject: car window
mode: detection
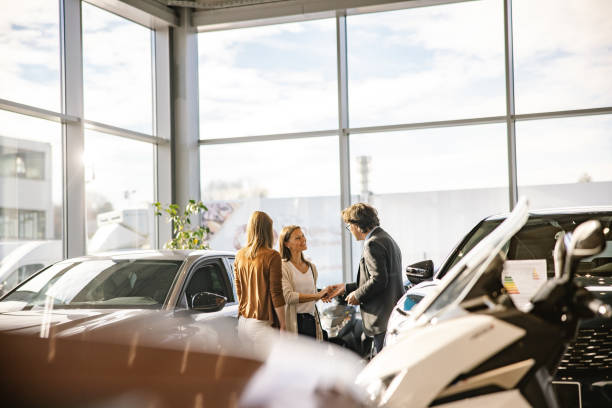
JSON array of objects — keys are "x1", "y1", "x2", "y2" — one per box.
[
  {"x1": 2, "y1": 260, "x2": 183, "y2": 309},
  {"x1": 183, "y1": 262, "x2": 229, "y2": 308},
  {"x1": 506, "y1": 215, "x2": 612, "y2": 277},
  {"x1": 441, "y1": 220, "x2": 502, "y2": 279},
  {"x1": 1, "y1": 263, "x2": 45, "y2": 292},
  {"x1": 441, "y1": 214, "x2": 612, "y2": 280}
]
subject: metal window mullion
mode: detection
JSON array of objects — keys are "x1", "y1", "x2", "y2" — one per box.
[
  {"x1": 515, "y1": 106, "x2": 612, "y2": 121},
  {"x1": 348, "y1": 115, "x2": 508, "y2": 134},
  {"x1": 173, "y1": 8, "x2": 201, "y2": 207},
  {"x1": 337, "y1": 12, "x2": 353, "y2": 283},
  {"x1": 154, "y1": 26, "x2": 173, "y2": 248},
  {"x1": 198, "y1": 129, "x2": 339, "y2": 145},
  {"x1": 83, "y1": 120, "x2": 169, "y2": 144},
  {"x1": 61, "y1": 0, "x2": 86, "y2": 258},
  {"x1": 0, "y1": 98, "x2": 78, "y2": 124},
  {"x1": 504, "y1": 0, "x2": 518, "y2": 210}
]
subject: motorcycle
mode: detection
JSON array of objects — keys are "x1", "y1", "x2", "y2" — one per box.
[{"x1": 356, "y1": 198, "x2": 612, "y2": 407}]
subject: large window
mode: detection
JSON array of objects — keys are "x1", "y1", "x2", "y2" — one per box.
[
  {"x1": 516, "y1": 115, "x2": 612, "y2": 209},
  {"x1": 82, "y1": 2, "x2": 154, "y2": 134},
  {"x1": 84, "y1": 131, "x2": 155, "y2": 254},
  {"x1": 349, "y1": 124, "x2": 508, "y2": 271},
  {"x1": 198, "y1": 19, "x2": 338, "y2": 139},
  {"x1": 0, "y1": 110, "x2": 63, "y2": 295},
  {"x1": 200, "y1": 137, "x2": 342, "y2": 286},
  {"x1": 347, "y1": 0, "x2": 505, "y2": 128},
  {"x1": 0, "y1": 1, "x2": 168, "y2": 295},
  {"x1": 513, "y1": 0, "x2": 612, "y2": 113},
  {"x1": 195, "y1": 0, "x2": 612, "y2": 284},
  {"x1": 0, "y1": 1, "x2": 61, "y2": 112}
]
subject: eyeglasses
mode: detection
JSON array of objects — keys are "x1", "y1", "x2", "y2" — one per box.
[{"x1": 345, "y1": 224, "x2": 352, "y2": 232}]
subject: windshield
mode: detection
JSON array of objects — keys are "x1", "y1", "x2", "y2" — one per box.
[
  {"x1": 420, "y1": 209, "x2": 612, "y2": 322},
  {"x1": 2, "y1": 259, "x2": 183, "y2": 309},
  {"x1": 439, "y1": 220, "x2": 503, "y2": 279}
]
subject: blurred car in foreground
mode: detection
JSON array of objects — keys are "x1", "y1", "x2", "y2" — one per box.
[
  {"x1": 387, "y1": 206, "x2": 612, "y2": 407},
  {"x1": 0, "y1": 250, "x2": 368, "y2": 408},
  {"x1": 0, "y1": 312, "x2": 367, "y2": 408}
]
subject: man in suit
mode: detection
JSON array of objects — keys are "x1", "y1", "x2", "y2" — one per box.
[{"x1": 325, "y1": 203, "x2": 405, "y2": 354}]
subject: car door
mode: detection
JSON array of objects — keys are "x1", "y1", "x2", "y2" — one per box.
[{"x1": 178, "y1": 256, "x2": 238, "y2": 321}]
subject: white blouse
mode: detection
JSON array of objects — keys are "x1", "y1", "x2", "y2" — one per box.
[{"x1": 289, "y1": 262, "x2": 316, "y2": 315}]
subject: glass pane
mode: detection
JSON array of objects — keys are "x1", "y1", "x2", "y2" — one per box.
[
  {"x1": 3, "y1": 259, "x2": 183, "y2": 309},
  {"x1": 516, "y1": 115, "x2": 612, "y2": 208},
  {"x1": 84, "y1": 131, "x2": 155, "y2": 254},
  {"x1": 198, "y1": 19, "x2": 338, "y2": 139},
  {"x1": 513, "y1": 0, "x2": 612, "y2": 113},
  {"x1": 199, "y1": 137, "x2": 341, "y2": 286},
  {"x1": 0, "y1": 1, "x2": 60, "y2": 111},
  {"x1": 82, "y1": 2, "x2": 153, "y2": 134},
  {"x1": 0, "y1": 110, "x2": 63, "y2": 295},
  {"x1": 349, "y1": 124, "x2": 509, "y2": 274},
  {"x1": 347, "y1": 0, "x2": 505, "y2": 128}
]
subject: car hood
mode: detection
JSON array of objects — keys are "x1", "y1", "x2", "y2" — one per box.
[{"x1": 0, "y1": 306, "x2": 166, "y2": 337}]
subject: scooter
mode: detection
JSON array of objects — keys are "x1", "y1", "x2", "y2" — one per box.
[{"x1": 356, "y1": 198, "x2": 612, "y2": 407}]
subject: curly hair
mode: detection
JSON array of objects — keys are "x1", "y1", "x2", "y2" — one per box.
[{"x1": 341, "y1": 203, "x2": 380, "y2": 233}]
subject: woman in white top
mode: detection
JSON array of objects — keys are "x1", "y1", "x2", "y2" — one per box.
[{"x1": 278, "y1": 225, "x2": 328, "y2": 339}]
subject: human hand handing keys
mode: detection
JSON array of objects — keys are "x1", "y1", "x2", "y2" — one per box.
[
  {"x1": 345, "y1": 291, "x2": 359, "y2": 305},
  {"x1": 321, "y1": 283, "x2": 346, "y2": 302},
  {"x1": 317, "y1": 286, "x2": 330, "y2": 300}
]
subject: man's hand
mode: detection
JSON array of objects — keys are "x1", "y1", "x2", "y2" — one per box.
[
  {"x1": 317, "y1": 286, "x2": 330, "y2": 300},
  {"x1": 321, "y1": 283, "x2": 346, "y2": 302},
  {"x1": 345, "y1": 291, "x2": 359, "y2": 305}
]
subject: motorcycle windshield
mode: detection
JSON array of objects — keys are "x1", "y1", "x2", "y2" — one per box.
[{"x1": 415, "y1": 198, "x2": 530, "y2": 323}]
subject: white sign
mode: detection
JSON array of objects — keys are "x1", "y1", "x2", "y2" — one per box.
[{"x1": 501, "y1": 259, "x2": 548, "y2": 312}]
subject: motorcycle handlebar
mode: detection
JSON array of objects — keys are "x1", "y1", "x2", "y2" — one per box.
[{"x1": 587, "y1": 299, "x2": 612, "y2": 319}]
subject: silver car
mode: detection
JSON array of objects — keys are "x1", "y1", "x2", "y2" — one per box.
[{"x1": 0, "y1": 249, "x2": 239, "y2": 329}]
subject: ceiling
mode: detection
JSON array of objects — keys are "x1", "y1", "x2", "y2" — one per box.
[{"x1": 156, "y1": 0, "x2": 285, "y2": 10}]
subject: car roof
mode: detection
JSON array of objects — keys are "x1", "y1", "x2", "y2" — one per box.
[
  {"x1": 485, "y1": 206, "x2": 612, "y2": 221},
  {"x1": 64, "y1": 249, "x2": 235, "y2": 263}
]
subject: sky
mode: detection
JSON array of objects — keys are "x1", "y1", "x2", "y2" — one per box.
[
  {"x1": 197, "y1": 0, "x2": 612, "y2": 200},
  {"x1": 1, "y1": 0, "x2": 612, "y2": 216},
  {"x1": 1, "y1": 1, "x2": 155, "y2": 208}
]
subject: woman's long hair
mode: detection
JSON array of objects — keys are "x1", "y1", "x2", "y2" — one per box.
[
  {"x1": 279, "y1": 225, "x2": 307, "y2": 265},
  {"x1": 245, "y1": 211, "x2": 274, "y2": 259}
]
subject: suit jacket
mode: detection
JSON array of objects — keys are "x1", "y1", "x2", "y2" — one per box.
[{"x1": 346, "y1": 227, "x2": 404, "y2": 336}]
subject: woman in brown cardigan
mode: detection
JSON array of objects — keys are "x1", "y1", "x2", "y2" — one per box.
[{"x1": 234, "y1": 211, "x2": 286, "y2": 345}]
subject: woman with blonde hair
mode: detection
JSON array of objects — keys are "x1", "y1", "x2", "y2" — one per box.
[
  {"x1": 279, "y1": 225, "x2": 328, "y2": 339},
  {"x1": 234, "y1": 211, "x2": 285, "y2": 344}
]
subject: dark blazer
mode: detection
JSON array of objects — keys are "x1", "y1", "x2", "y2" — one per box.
[{"x1": 346, "y1": 227, "x2": 404, "y2": 337}]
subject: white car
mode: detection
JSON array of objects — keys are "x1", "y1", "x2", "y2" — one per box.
[{"x1": 384, "y1": 206, "x2": 612, "y2": 406}]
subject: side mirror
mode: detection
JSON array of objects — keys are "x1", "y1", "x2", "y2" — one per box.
[
  {"x1": 191, "y1": 292, "x2": 227, "y2": 313},
  {"x1": 405, "y1": 260, "x2": 434, "y2": 285}
]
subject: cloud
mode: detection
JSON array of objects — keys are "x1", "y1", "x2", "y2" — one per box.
[
  {"x1": 198, "y1": 18, "x2": 338, "y2": 138},
  {"x1": 199, "y1": 136, "x2": 340, "y2": 199},
  {"x1": 82, "y1": 2, "x2": 153, "y2": 134},
  {"x1": 512, "y1": 0, "x2": 612, "y2": 112},
  {"x1": 0, "y1": 1, "x2": 61, "y2": 111}
]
